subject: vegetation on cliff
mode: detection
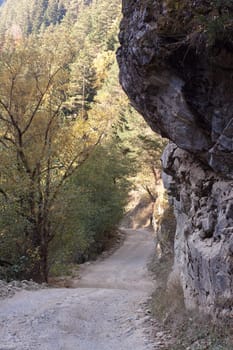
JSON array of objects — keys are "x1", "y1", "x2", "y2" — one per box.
[{"x1": 156, "y1": 0, "x2": 233, "y2": 46}]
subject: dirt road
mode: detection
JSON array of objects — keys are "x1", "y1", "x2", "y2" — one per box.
[{"x1": 0, "y1": 228, "x2": 156, "y2": 350}]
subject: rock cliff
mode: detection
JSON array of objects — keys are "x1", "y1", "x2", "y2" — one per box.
[{"x1": 117, "y1": 0, "x2": 233, "y2": 316}]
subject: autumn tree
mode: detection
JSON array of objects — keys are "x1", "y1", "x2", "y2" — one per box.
[
  {"x1": 0, "y1": 0, "x2": 166, "y2": 282},
  {"x1": 0, "y1": 34, "x2": 104, "y2": 282}
]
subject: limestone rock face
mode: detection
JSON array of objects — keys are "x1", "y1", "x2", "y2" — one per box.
[
  {"x1": 162, "y1": 143, "x2": 233, "y2": 316},
  {"x1": 117, "y1": 0, "x2": 233, "y2": 315},
  {"x1": 117, "y1": 0, "x2": 233, "y2": 177}
]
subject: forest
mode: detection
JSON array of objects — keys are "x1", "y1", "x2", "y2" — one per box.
[{"x1": 0, "y1": 0, "x2": 166, "y2": 283}]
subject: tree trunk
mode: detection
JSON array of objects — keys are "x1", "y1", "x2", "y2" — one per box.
[{"x1": 40, "y1": 243, "x2": 49, "y2": 283}]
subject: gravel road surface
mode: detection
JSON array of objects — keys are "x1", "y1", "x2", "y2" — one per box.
[{"x1": 0, "y1": 228, "x2": 156, "y2": 350}]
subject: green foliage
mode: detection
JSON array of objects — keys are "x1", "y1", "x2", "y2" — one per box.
[
  {"x1": 0, "y1": 0, "x2": 76, "y2": 35},
  {"x1": 0, "y1": 31, "x2": 107, "y2": 282},
  {"x1": 0, "y1": 0, "x2": 130, "y2": 281},
  {"x1": 64, "y1": 0, "x2": 121, "y2": 117},
  {"x1": 0, "y1": 0, "x2": 167, "y2": 282},
  {"x1": 198, "y1": 1, "x2": 233, "y2": 45},
  {"x1": 0, "y1": 200, "x2": 32, "y2": 280},
  {"x1": 157, "y1": 0, "x2": 233, "y2": 46},
  {"x1": 51, "y1": 142, "x2": 133, "y2": 264}
]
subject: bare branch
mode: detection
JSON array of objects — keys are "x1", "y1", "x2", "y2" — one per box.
[
  {"x1": 9, "y1": 74, "x2": 16, "y2": 113},
  {"x1": 2, "y1": 134, "x2": 17, "y2": 146},
  {"x1": 22, "y1": 67, "x2": 64, "y2": 136},
  {"x1": 143, "y1": 185, "x2": 157, "y2": 202},
  {"x1": 40, "y1": 164, "x2": 65, "y2": 175},
  {"x1": 0, "y1": 188, "x2": 8, "y2": 200},
  {"x1": 44, "y1": 102, "x2": 63, "y2": 147},
  {"x1": 0, "y1": 138, "x2": 9, "y2": 148},
  {"x1": 0, "y1": 112, "x2": 11, "y2": 124},
  {"x1": 0, "y1": 98, "x2": 21, "y2": 136},
  {"x1": 49, "y1": 132, "x2": 104, "y2": 205}
]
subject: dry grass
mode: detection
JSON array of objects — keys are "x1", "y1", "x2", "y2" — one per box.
[{"x1": 150, "y1": 255, "x2": 233, "y2": 349}]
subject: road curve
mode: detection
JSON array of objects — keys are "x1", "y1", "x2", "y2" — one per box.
[{"x1": 0, "y1": 228, "x2": 155, "y2": 350}]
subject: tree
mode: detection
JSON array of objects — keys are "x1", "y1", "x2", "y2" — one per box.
[
  {"x1": 0, "y1": 0, "x2": 166, "y2": 283},
  {"x1": 50, "y1": 141, "x2": 133, "y2": 266},
  {"x1": 0, "y1": 0, "x2": 69, "y2": 36},
  {"x1": 0, "y1": 34, "x2": 103, "y2": 282}
]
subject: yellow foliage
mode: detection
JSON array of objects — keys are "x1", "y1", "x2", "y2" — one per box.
[
  {"x1": 94, "y1": 51, "x2": 115, "y2": 87},
  {"x1": 0, "y1": 34, "x2": 104, "y2": 203}
]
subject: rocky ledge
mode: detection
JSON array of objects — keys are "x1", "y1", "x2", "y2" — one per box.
[{"x1": 117, "y1": 0, "x2": 233, "y2": 316}]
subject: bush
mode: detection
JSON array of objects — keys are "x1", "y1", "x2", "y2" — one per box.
[{"x1": 49, "y1": 142, "x2": 133, "y2": 269}]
